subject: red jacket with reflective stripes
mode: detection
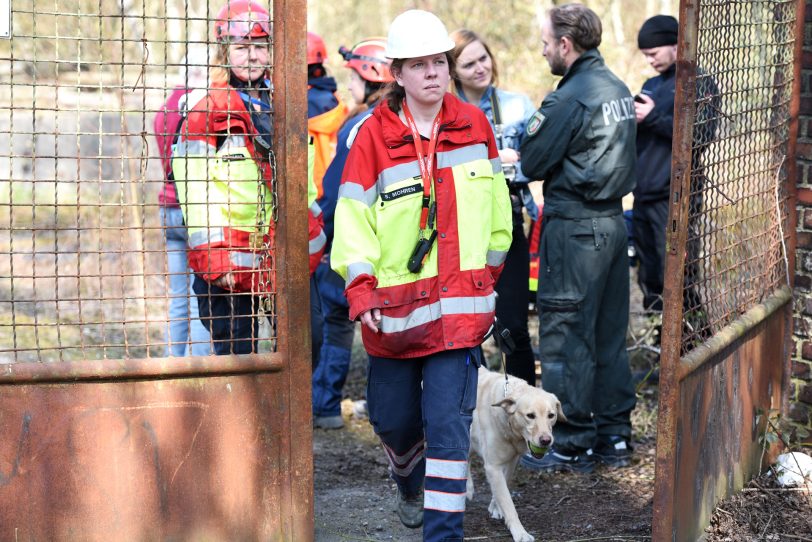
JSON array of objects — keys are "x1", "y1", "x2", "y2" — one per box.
[
  {"x1": 331, "y1": 94, "x2": 513, "y2": 358},
  {"x1": 173, "y1": 82, "x2": 325, "y2": 291}
]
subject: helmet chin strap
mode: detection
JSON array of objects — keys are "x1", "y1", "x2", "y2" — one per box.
[{"x1": 229, "y1": 71, "x2": 267, "y2": 89}]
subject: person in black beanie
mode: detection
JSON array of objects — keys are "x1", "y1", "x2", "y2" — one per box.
[
  {"x1": 632, "y1": 15, "x2": 679, "y2": 314},
  {"x1": 633, "y1": 14, "x2": 719, "y2": 343}
]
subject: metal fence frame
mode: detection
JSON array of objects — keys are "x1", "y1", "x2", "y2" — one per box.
[
  {"x1": 0, "y1": 0, "x2": 312, "y2": 538},
  {"x1": 652, "y1": 1, "x2": 803, "y2": 539}
]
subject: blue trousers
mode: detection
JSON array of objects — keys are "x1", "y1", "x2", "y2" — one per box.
[
  {"x1": 312, "y1": 260, "x2": 355, "y2": 417},
  {"x1": 367, "y1": 348, "x2": 481, "y2": 542},
  {"x1": 310, "y1": 274, "x2": 323, "y2": 367},
  {"x1": 161, "y1": 206, "x2": 212, "y2": 356}
]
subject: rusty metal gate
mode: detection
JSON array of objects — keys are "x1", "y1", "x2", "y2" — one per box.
[
  {"x1": 653, "y1": 0, "x2": 803, "y2": 539},
  {"x1": 0, "y1": 0, "x2": 311, "y2": 539}
]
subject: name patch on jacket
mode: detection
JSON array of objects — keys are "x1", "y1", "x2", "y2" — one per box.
[
  {"x1": 381, "y1": 183, "x2": 421, "y2": 202},
  {"x1": 601, "y1": 97, "x2": 636, "y2": 126},
  {"x1": 221, "y1": 153, "x2": 247, "y2": 162}
]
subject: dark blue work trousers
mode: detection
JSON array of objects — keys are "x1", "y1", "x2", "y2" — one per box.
[
  {"x1": 312, "y1": 259, "x2": 355, "y2": 417},
  {"x1": 193, "y1": 276, "x2": 273, "y2": 355},
  {"x1": 367, "y1": 347, "x2": 481, "y2": 542},
  {"x1": 494, "y1": 221, "x2": 535, "y2": 385}
]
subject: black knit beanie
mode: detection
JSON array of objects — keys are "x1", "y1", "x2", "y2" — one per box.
[{"x1": 637, "y1": 15, "x2": 678, "y2": 49}]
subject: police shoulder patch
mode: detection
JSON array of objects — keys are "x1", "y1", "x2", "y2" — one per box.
[{"x1": 526, "y1": 111, "x2": 546, "y2": 137}]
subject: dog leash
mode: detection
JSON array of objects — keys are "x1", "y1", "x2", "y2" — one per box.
[{"x1": 491, "y1": 317, "x2": 516, "y2": 398}]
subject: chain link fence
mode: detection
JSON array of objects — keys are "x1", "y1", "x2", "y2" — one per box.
[
  {"x1": 0, "y1": 0, "x2": 278, "y2": 362},
  {"x1": 679, "y1": 0, "x2": 794, "y2": 353}
]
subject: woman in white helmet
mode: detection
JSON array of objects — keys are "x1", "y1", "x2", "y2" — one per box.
[{"x1": 331, "y1": 9, "x2": 513, "y2": 540}]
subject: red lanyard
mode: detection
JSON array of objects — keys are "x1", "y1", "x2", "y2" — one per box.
[{"x1": 402, "y1": 100, "x2": 442, "y2": 230}]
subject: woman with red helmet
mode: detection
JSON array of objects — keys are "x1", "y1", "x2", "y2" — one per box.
[
  {"x1": 172, "y1": 0, "x2": 324, "y2": 355},
  {"x1": 311, "y1": 37, "x2": 393, "y2": 430},
  {"x1": 307, "y1": 30, "x2": 346, "y2": 395},
  {"x1": 307, "y1": 31, "x2": 346, "y2": 200}
]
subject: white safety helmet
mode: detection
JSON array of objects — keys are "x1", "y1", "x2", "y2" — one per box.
[{"x1": 384, "y1": 10, "x2": 455, "y2": 59}]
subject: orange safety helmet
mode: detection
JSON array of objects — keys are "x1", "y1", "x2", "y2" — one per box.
[
  {"x1": 338, "y1": 38, "x2": 393, "y2": 83},
  {"x1": 213, "y1": 0, "x2": 271, "y2": 42},
  {"x1": 307, "y1": 31, "x2": 328, "y2": 65}
]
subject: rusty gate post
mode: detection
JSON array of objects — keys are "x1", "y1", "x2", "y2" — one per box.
[
  {"x1": 652, "y1": 1, "x2": 803, "y2": 540},
  {"x1": 272, "y1": 0, "x2": 314, "y2": 539},
  {"x1": 0, "y1": 0, "x2": 313, "y2": 539},
  {"x1": 652, "y1": 0, "x2": 700, "y2": 537}
]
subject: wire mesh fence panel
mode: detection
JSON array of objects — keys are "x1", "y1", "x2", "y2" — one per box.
[
  {"x1": 0, "y1": 0, "x2": 279, "y2": 363},
  {"x1": 680, "y1": 0, "x2": 794, "y2": 353}
]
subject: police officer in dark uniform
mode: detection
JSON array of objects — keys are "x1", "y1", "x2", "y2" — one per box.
[{"x1": 518, "y1": 3, "x2": 637, "y2": 473}]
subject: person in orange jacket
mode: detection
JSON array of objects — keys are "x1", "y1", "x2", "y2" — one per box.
[
  {"x1": 308, "y1": 30, "x2": 346, "y2": 370},
  {"x1": 307, "y1": 31, "x2": 347, "y2": 198},
  {"x1": 311, "y1": 37, "x2": 394, "y2": 430}
]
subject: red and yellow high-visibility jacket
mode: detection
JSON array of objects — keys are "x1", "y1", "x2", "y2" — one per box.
[
  {"x1": 331, "y1": 94, "x2": 513, "y2": 359},
  {"x1": 172, "y1": 82, "x2": 325, "y2": 291},
  {"x1": 308, "y1": 137, "x2": 327, "y2": 274}
]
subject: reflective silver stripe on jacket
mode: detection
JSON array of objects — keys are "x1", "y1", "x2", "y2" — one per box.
[
  {"x1": 189, "y1": 227, "x2": 225, "y2": 247},
  {"x1": 229, "y1": 251, "x2": 261, "y2": 268},
  {"x1": 309, "y1": 230, "x2": 327, "y2": 255},
  {"x1": 338, "y1": 181, "x2": 379, "y2": 208},
  {"x1": 379, "y1": 294, "x2": 496, "y2": 334},
  {"x1": 346, "y1": 262, "x2": 375, "y2": 285},
  {"x1": 436, "y1": 143, "x2": 489, "y2": 169},
  {"x1": 377, "y1": 160, "x2": 421, "y2": 192},
  {"x1": 173, "y1": 139, "x2": 216, "y2": 157},
  {"x1": 440, "y1": 294, "x2": 496, "y2": 315},
  {"x1": 489, "y1": 157, "x2": 502, "y2": 174},
  {"x1": 425, "y1": 458, "x2": 467, "y2": 480},
  {"x1": 221, "y1": 134, "x2": 247, "y2": 150},
  {"x1": 424, "y1": 489, "x2": 466, "y2": 513},
  {"x1": 380, "y1": 301, "x2": 442, "y2": 334},
  {"x1": 486, "y1": 249, "x2": 508, "y2": 267}
]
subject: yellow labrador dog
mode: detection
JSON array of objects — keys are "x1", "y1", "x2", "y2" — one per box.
[{"x1": 467, "y1": 366, "x2": 565, "y2": 542}]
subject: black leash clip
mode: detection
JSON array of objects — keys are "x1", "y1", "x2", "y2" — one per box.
[{"x1": 492, "y1": 317, "x2": 516, "y2": 356}]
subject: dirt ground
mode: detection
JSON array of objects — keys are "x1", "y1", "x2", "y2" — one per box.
[
  {"x1": 314, "y1": 398, "x2": 657, "y2": 542},
  {"x1": 312, "y1": 277, "x2": 812, "y2": 541}
]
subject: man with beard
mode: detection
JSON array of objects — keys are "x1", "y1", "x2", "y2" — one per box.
[{"x1": 519, "y1": 3, "x2": 638, "y2": 473}]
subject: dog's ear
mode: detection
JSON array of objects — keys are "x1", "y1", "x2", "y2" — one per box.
[
  {"x1": 491, "y1": 398, "x2": 517, "y2": 414},
  {"x1": 556, "y1": 400, "x2": 568, "y2": 422}
]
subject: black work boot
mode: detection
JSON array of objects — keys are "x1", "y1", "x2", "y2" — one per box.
[
  {"x1": 591, "y1": 436, "x2": 633, "y2": 468},
  {"x1": 395, "y1": 488, "x2": 423, "y2": 528},
  {"x1": 520, "y1": 445, "x2": 596, "y2": 474}
]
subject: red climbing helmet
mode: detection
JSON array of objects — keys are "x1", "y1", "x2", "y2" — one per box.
[
  {"x1": 339, "y1": 38, "x2": 393, "y2": 83},
  {"x1": 213, "y1": 0, "x2": 271, "y2": 42},
  {"x1": 307, "y1": 31, "x2": 328, "y2": 65}
]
